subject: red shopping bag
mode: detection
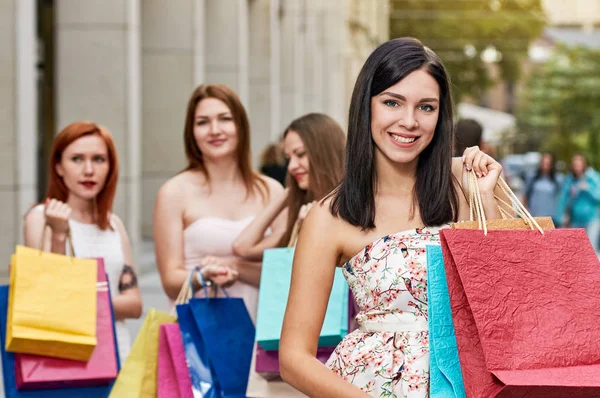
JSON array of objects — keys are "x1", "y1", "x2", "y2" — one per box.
[
  {"x1": 14, "y1": 259, "x2": 118, "y2": 389},
  {"x1": 440, "y1": 228, "x2": 600, "y2": 397}
]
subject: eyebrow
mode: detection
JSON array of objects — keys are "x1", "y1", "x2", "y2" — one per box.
[
  {"x1": 196, "y1": 112, "x2": 231, "y2": 119},
  {"x1": 380, "y1": 92, "x2": 439, "y2": 103},
  {"x1": 284, "y1": 146, "x2": 305, "y2": 156},
  {"x1": 70, "y1": 152, "x2": 107, "y2": 157}
]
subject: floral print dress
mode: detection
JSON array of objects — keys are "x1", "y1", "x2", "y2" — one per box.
[{"x1": 326, "y1": 226, "x2": 447, "y2": 397}]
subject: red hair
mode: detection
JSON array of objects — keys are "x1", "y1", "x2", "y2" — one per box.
[{"x1": 44, "y1": 121, "x2": 119, "y2": 230}]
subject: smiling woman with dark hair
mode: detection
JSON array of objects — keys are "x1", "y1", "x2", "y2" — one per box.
[{"x1": 279, "y1": 37, "x2": 509, "y2": 397}]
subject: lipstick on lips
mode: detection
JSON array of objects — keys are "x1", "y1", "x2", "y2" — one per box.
[
  {"x1": 80, "y1": 181, "x2": 97, "y2": 189},
  {"x1": 208, "y1": 138, "x2": 226, "y2": 146},
  {"x1": 293, "y1": 172, "x2": 306, "y2": 182}
]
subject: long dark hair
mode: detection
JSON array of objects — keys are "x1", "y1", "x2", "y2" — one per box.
[
  {"x1": 279, "y1": 113, "x2": 346, "y2": 246},
  {"x1": 330, "y1": 37, "x2": 458, "y2": 229}
]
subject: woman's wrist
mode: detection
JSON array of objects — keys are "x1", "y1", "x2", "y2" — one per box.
[
  {"x1": 51, "y1": 230, "x2": 68, "y2": 243},
  {"x1": 195, "y1": 267, "x2": 213, "y2": 288}
]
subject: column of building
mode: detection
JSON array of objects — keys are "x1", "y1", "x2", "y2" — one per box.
[
  {"x1": 55, "y1": 0, "x2": 142, "y2": 254},
  {"x1": 0, "y1": 0, "x2": 37, "y2": 281}
]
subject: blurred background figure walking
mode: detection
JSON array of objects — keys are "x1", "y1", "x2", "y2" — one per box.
[
  {"x1": 454, "y1": 119, "x2": 483, "y2": 157},
  {"x1": 556, "y1": 154, "x2": 600, "y2": 254},
  {"x1": 259, "y1": 142, "x2": 288, "y2": 187},
  {"x1": 522, "y1": 152, "x2": 561, "y2": 223}
]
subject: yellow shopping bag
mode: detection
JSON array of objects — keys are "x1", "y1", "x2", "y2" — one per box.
[
  {"x1": 6, "y1": 245, "x2": 98, "y2": 361},
  {"x1": 109, "y1": 308, "x2": 176, "y2": 398}
]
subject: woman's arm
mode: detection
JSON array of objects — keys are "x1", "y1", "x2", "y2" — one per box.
[
  {"x1": 153, "y1": 181, "x2": 199, "y2": 301},
  {"x1": 232, "y1": 185, "x2": 289, "y2": 260},
  {"x1": 24, "y1": 200, "x2": 71, "y2": 254},
  {"x1": 201, "y1": 256, "x2": 262, "y2": 287},
  {"x1": 111, "y1": 215, "x2": 143, "y2": 320},
  {"x1": 580, "y1": 171, "x2": 600, "y2": 204},
  {"x1": 279, "y1": 203, "x2": 370, "y2": 397}
]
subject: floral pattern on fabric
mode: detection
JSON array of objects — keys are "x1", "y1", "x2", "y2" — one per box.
[{"x1": 326, "y1": 226, "x2": 447, "y2": 397}]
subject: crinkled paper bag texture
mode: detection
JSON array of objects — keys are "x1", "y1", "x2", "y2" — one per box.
[
  {"x1": 440, "y1": 228, "x2": 600, "y2": 397},
  {"x1": 426, "y1": 245, "x2": 466, "y2": 398},
  {"x1": 451, "y1": 216, "x2": 555, "y2": 231},
  {"x1": 109, "y1": 308, "x2": 176, "y2": 398},
  {"x1": 7, "y1": 245, "x2": 97, "y2": 361}
]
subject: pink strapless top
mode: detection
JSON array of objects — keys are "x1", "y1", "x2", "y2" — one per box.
[{"x1": 183, "y1": 216, "x2": 259, "y2": 323}]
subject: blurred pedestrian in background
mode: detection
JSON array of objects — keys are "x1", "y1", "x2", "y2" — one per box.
[
  {"x1": 259, "y1": 142, "x2": 288, "y2": 186},
  {"x1": 153, "y1": 84, "x2": 286, "y2": 322},
  {"x1": 523, "y1": 152, "x2": 561, "y2": 222},
  {"x1": 23, "y1": 121, "x2": 143, "y2": 365},
  {"x1": 556, "y1": 153, "x2": 600, "y2": 253},
  {"x1": 454, "y1": 118, "x2": 483, "y2": 157}
]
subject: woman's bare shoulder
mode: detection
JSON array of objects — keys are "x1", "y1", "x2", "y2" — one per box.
[
  {"x1": 259, "y1": 174, "x2": 284, "y2": 194},
  {"x1": 157, "y1": 170, "x2": 205, "y2": 199}
]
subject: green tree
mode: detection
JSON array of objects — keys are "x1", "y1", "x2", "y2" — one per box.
[
  {"x1": 390, "y1": 0, "x2": 546, "y2": 104},
  {"x1": 516, "y1": 45, "x2": 600, "y2": 169}
]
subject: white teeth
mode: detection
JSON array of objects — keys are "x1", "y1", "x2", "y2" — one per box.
[{"x1": 391, "y1": 134, "x2": 416, "y2": 144}]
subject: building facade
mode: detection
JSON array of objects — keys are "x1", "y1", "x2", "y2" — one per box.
[{"x1": 0, "y1": 0, "x2": 389, "y2": 277}]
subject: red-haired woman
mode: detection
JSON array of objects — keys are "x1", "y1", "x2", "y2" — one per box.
[
  {"x1": 154, "y1": 84, "x2": 286, "y2": 322},
  {"x1": 24, "y1": 121, "x2": 143, "y2": 365}
]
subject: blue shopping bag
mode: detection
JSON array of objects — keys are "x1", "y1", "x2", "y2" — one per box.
[
  {"x1": 176, "y1": 302, "x2": 222, "y2": 398},
  {"x1": 426, "y1": 245, "x2": 466, "y2": 398},
  {"x1": 0, "y1": 284, "x2": 119, "y2": 397},
  {"x1": 189, "y1": 284, "x2": 255, "y2": 398},
  {"x1": 255, "y1": 247, "x2": 348, "y2": 350}
]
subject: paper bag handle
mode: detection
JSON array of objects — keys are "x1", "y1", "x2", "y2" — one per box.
[
  {"x1": 170, "y1": 268, "x2": 197, "y2": 317},
  {"x1": 39, "y1": 224, "x2": 76, "y2": 257},
  {"x1": 170, "y1": 266, "x2": 232, "y2": 317},
  {"x1": 287, "y1": 218, "x2": 302, "y2": 248},
  {"x1": 467, "y1": 170, "x2": 543, "y2": 235}
]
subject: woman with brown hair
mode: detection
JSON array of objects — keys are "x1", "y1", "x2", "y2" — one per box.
[
  {"x1": 23, "y1": 121, "x2": 143, "y2": 364},
  {"x1": 153, "y1": 84, "x2": 286, "y2": 321},
  {"x1": 232, "y1": 113, "x2": 346, "y2": 259}
]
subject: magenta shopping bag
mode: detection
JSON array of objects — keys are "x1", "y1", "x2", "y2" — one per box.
[{"x1": 157, "y1": 324, "x2": 193, "y2": 398}]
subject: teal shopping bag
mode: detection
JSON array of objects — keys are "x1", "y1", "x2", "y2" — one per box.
[
  {"x1": 426, "y1": 245, "x2": 466, "y2": 398},
  {"x1": 256, "y1": 247, "x2": 348, "y2": 350}
]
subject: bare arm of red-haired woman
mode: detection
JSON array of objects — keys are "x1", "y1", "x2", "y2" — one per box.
[
  {"x1": 279, "y1": 202, "x2": 370, "y2": 397},
  {"x1": 24, "y1": 199, "x2": 72, "y2": 255},
  {"x1": 232, "y1": 179, "x2": 289, "y2": 260}
]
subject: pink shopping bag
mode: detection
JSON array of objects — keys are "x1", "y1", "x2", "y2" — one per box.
[
  {"x1": 158, "y1": 323, "x2": 193, "y2": 398},
  {"x1": 14, "y1": 259, "x2": 118, "y2": 389}
]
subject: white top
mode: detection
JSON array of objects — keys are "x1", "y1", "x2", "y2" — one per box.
[{"x1": 33, "y1": 205, "x2": 131, "y2": 365}]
